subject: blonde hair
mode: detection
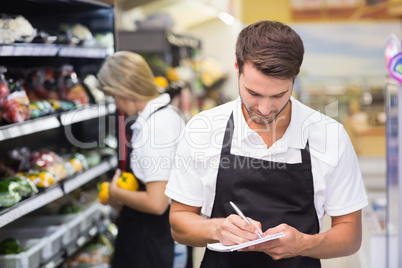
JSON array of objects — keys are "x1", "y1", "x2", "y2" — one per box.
[{"x1": 97, "y1": 51, "x2": 159, "y2": 101}]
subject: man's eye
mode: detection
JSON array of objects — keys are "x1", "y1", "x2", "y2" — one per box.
[
  {"x1": 273, "y1": 94, "x2": 285, "y2": 98},
  {"x1": 249, "y1": 91, "x2": 258, "y2": 96}
]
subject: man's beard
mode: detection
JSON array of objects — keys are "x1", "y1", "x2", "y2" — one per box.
[{"x1": 240, "y1": 93, "x2": 290, "y2": 126}]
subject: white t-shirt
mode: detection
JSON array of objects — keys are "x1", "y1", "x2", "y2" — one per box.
[
  {"x1": 165, "y1": 96, "x2": 368, "y2": 230},
  {"x1": 130, "y1": 93, "x2": 185, "y2": 184}
]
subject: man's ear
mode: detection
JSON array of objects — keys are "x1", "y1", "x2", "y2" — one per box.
[{"x1": 234, "y1": 59, "x2": 239, "y2": 77}]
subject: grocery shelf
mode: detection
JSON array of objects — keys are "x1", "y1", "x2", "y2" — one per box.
[
  {"x1": 64, "y1": 225, "x2": 98, "y2": 257},
  {"x1": 60, "y1": 103, "x2": 116, "y2": 126},
  {"x1": 0, "y1": 103, "x2": 116, "y2": 141},
  {"x1": 0, "y1": 155, "x2": 118, "y2": 228},
  {"x1": 0, "y1": 115, "x2": 60, "y2": 141},
  {"x1": 39, "y1": 223, "x2": 102, "y2": 268},
  {"x1": 0, "y1": 187, "x2": 64, "y2": 228},
  {"x1": 0, "y1": 43, "x2": 113, "y2": 58}
]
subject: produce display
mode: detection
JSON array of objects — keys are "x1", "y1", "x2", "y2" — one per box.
[
  {"x1": 65, "y1": 243, "x2": 112, "y2": 267},
  {"x1": 0, "y1": 64, "x2": 96, "y2": 126},
  {"x1": 0, "y1": 12, "x2": 115, "y2": 126},
  {"x1": 0, "y1": 14, "x2": 113, "y2": 48},
  {"x1": 0, "y1": 148, "x2": 105, "y2": 209},
  {"x1": 2, "y1": 81, "x2": 31, "y2": 123},
  {"x1": 0, "y1": 15, "x2": 36, "y2": 44}
]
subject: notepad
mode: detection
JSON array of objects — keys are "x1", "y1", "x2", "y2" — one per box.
[{"x1": 207, "y1": 232, "x2": 285, "y2": 252}]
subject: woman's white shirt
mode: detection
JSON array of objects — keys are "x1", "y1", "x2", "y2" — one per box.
[{"x1": 130, "y1": 93, "x2": 185, "y2": 184}]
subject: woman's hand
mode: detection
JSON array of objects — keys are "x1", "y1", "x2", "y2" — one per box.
[{"x1": 107, "y1": 169, "x2": 123, "y2": 210}]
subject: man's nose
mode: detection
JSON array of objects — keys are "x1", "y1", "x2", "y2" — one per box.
[{"x1": 258, "y1": 100, "x2": 271, "y2": 115}]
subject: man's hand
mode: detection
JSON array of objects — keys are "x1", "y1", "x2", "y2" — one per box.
[
  {"x1": 240, "y1": 223, "x2": 305, "y2": 260},
  {"x1": 217, "y1": 215, "x2": 263, "y2": 246},
  {"x1": 239, "y1": 210, "x2": 363, "y2": 260}
]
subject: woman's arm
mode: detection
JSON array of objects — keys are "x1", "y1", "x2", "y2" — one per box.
[{"x1": 109, "y1": 169, "x2": 169, "y2": 215}]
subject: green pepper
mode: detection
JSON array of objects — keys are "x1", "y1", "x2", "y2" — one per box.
[
  {"x1": 2, "y1": 177, "x2": 38, "y2": 197},
  {"x1": 0, "y1": 181, "x2": 22, "y2": 208},
  {"x1": 0, "y1": 238, "x2": 26, "y2": 254}
]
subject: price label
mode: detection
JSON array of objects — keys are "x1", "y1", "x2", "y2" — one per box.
[
  {"x1": 14, "y1": 46, "x2": 25, "y2": 56},
  {"x1": 21, "y1": 123, "x2": 34, "y2": 135},
  {"x1": 41, "y1": 46, "x2": 58, "y2": 56},
  {"x1": 8, "y1": 126, "x2": 20, "y2": 138},
  {"x1": 1, "y1": 46, "x2": 14, "y2": 56},
  {"x1": 31, "y1": 46, "x2": 42, "y2": 56},
  {"x1": 23, "y1": 46, "x2": 34, "y2": 55}
]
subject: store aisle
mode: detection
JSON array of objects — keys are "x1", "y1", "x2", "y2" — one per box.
[{"x1": 191, "y1": 215, "x2": 361, "y2": 267}]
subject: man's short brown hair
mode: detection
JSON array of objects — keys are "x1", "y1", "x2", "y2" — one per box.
[{"x1": 235, "y1": 20, "x2": 304, "y2": 80}]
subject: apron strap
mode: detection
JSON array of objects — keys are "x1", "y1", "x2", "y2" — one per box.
[
  {"x1": 148, "y1": 103, "x2": 170, "y2": 119},
  {"x1": 221, "y1": 112, "x2": 235, "y2": 155},
  {"x1": 301, "y1": 140, "x2": 311, "y2": 164},
  {"x1": 222, "y1": 111, "x2": 312, "y2": 166}
]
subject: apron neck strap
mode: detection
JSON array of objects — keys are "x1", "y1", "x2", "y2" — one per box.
[
  {"x1": 221, "y1": 112, "x2": 235, "y2": 155},
  {"x1": 301, "y1": 140, "x2": 311, "y2": 163},
  {"x1": 221, "y1": 111, "x2": 312, "y2": 164}
]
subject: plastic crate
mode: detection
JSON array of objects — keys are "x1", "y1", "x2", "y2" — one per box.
[
  {"x1": 81, "y1": 203, "x2": 102, "y2": 232},
  {"x1": 0, "y1": 238, "x2": 45, "y2": 268},
  {"x1": 13, "y1": 211, "x2": 85, "y2": 247},
  {"x1": 63, "y1": 212, "x2": 84, "y2": 246},
  {"x1": 0, "y1": 225, "x2": 66, "y2": 263}
]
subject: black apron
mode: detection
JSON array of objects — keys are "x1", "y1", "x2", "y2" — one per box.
[
  {"x1": 112, "y1": 104, "x2": 175, "y2": 268},
  {"x1": 201, "y1": 113, "x2": 321, "y2": 268}
]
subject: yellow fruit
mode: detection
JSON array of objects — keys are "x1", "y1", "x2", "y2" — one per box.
[
  {"x1": 37, "y1": 180, "x2": 50, "y2": 188},
  {"x1": 155, "y1": 76, "x2": 168, "y2": 88},
  {"x1": 37, "y1": 171, "x2": 56, "y2": 187},
  {"x1": 166, "y1": 68, "x2": 179, "y2": 82},
  {"x1": 117, "y1": 172, "x2": 139, "y2": 191},
  {"x1": 98, "y1": 182, "x2": 110, "y2": 203},
  {"x1": 69, "y1": 158, "x2": 83, "y2": 172},
  {"x1": 100, "y1": 182, "x2": 110, "y2": 190}
]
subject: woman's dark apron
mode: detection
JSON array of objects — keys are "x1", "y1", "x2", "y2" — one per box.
[
  {"x1": 201, "y1": 113, "x2": 321, "y2": 268},
  {"x1": 112, "y1": 105, "x2": 174, "y2": 268}
]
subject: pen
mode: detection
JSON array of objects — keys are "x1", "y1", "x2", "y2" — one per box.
[{"x1": 230, "y1": 201, "x2": 263, "y2": 239}]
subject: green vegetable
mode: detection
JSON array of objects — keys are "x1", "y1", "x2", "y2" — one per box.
[
  {"x1": 0, "y1": 181, "x2": 22, "y2": 208},
  {"x1": 2, "y1": 177, "x2": 38, "y2": 198},
  {"x1": 0, "y1": 191, "x2": 21, "y2": 208},
  {"x1": 0, "y1": 238, "x2": 26, "y2": 254},
  {"x1": 0, "y1": 181, "x2": 20, "y2": 194},
  {"x1": 58, "y1": 202, "x2": 81, "y2": 214}
]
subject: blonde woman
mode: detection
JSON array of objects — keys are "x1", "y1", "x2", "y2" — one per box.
[{"x1": 97, "y1": 51, "x2": 185, "y2": 268}]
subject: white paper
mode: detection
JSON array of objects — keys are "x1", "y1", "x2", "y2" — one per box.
[{"x1": 207, "y1": 232, "x2": 285, "y2": 252}]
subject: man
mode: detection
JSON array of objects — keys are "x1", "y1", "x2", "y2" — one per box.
[{"x1": 165, "y1": 20, "x2": 368, "y2": 267}]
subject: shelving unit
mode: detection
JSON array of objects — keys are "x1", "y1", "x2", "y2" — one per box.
[
  {"x1": 0, "y1": 0, "x2": 117, "y2": 266},
  {"x1": 117, "y1": 29, "x2": 201, "y2": 67}
]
